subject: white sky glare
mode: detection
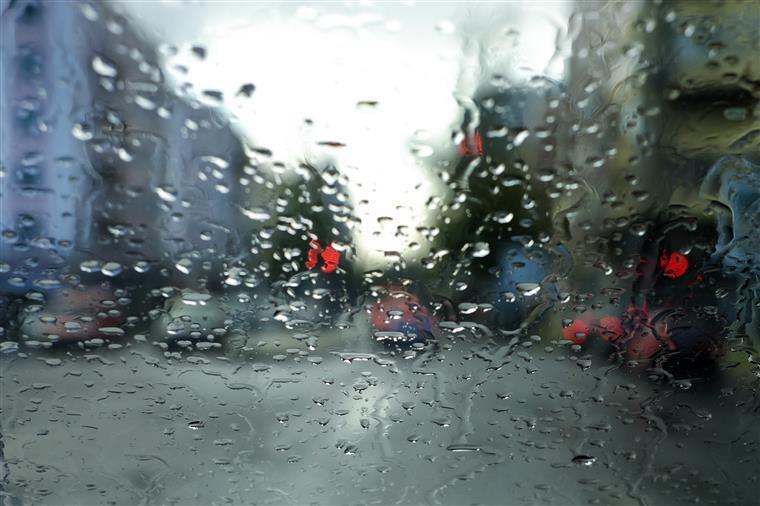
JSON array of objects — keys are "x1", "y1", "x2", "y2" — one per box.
[{"x1": 111, "y1": 1, "x2": 569, "y2": 268}]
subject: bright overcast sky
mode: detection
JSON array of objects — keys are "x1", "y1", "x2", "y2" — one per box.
[{"x1": 111, "y1": 1, "x2": 570, "y2": 266}]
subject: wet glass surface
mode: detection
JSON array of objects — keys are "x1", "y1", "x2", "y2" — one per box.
[{"x1": 1, "y1": 1, "x2": 759, "y2": 505}]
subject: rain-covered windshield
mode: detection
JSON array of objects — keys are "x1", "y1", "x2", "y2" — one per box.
[{"x1": 1, "y1": 1, "x2": 759, "y2": 505}]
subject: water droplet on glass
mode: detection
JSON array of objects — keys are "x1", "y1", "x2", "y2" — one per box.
[
  {"x1": 80, "y1": 260, "x2": 102, "y2": 273},
  {"x1": 175, "y1": 258, "x2": 193, "y2": 275},
  {"x1": 101, "y1": 262, "x2": 123, "y2": 277},
  {"x1": 92, "y1": 55, "x2": 118, "y2": 77},
  {"x1": 515, "y1": 283, "x2": 541, "y2": 296}
]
